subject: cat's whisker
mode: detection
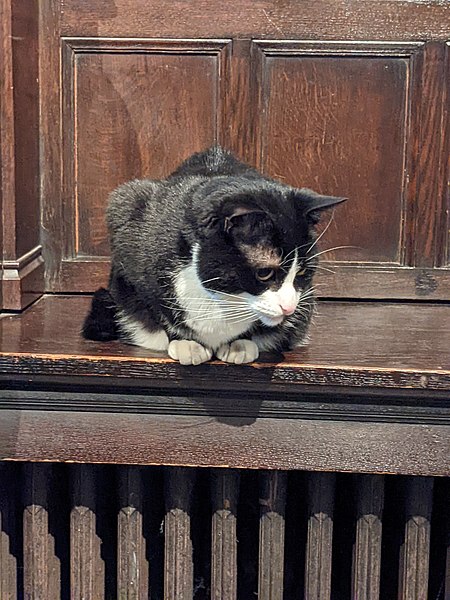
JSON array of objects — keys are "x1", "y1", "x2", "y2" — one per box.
[
  {"x1": 280, "y1": 246, "x2": 300, "y2": 267},
  {"x1": 199, "y1": 276, "x2": 222, "y2": 285},
  {"x1": 305, "y1": 246, "x2": 360, "y2": 262},
  {"x1": 305, "y1": 245, "x2": 360, "y2": 261},
  {"x1": 306, "y1": 210, "x2": 335, "y2": 254},
  {"x1": 313, "y1": 265, "x2": 336, "y2": 274}
]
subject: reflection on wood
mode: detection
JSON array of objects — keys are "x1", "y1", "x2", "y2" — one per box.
[
  {"x1": 352, "y1": 474, "x2": 384, "y2": 599},
  {"x1": 211, "y1": 469, "x2": 239, "y2": 600},
  {"x1": 258, "y1": 470, "x2": 287, "y2": 600},
  {"x1": 305, "y1": 472, "x2": 336, "y2": 600}
]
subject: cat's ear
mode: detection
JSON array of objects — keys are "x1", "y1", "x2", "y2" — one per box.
[
  {"x1": 223, "y1": 207, "x2": 265, "y2": 234},
  {"x1": 295, "y1": 188, "x2": 347, "y2": 222}
]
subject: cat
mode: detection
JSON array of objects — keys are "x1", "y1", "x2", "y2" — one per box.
[{"x1": 82, "y1": 147, "x2": 346, "y2": 365}]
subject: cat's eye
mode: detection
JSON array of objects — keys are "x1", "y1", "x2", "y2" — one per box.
[
  {"x1": 256, "y1": 268, "x2": 275, "y2": 282},
  {"x1": 296, "y1": 267, "x2": 307, "y2": 277}
]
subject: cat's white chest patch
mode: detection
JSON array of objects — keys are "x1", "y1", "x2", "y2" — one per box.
[{"x1": 173, "y1": 256, "x2": 254, "y2": 350}]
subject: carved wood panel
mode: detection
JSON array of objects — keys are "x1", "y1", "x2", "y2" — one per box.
[
  {"x1": 38, "y1": 0, "x2": 450, "y2": 299},
  {"x1": 62, "y1": 38, "x2": 230, "y2": 260}
]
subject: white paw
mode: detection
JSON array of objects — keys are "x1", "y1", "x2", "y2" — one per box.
[
  {"x1": 216, "y1": 340, "x2": 259, "y2": 364},
  {"x1": 168, "y1": 340, "x2": 213, "y2": 366}
]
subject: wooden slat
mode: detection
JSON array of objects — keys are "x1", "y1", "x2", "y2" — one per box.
[
  {"x1": 352, "y1": 474, "x2": 385, "y2": 600},
  {"x1": 304, "y1": 472, "x2": 336, "y2": 600},
  {"x1": 258, "y1": 470, "x2": 287, "y2": 600},
  {"x1": 398, "y1": 477, "x2": 434, "y2": 600},
  {"x1": 70, "y1": 464, "x2": 104, "y2": 599},
  {"x1": 164, "y1": 467, "x2": 195, "y2": 600},
  {"x1": 0, "y1": 464, "x2": 17, "y2": 599},
  {"x1": 210, "y1": 469, "x2": 240, "y2": 600},
  {"x1": 117, "y1": 465, "x2": 148, "y2": 599},
  {"x1": 23, "y1": 463, "x2": 60, "y2": 600}
]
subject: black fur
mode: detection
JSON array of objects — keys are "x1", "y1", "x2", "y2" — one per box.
[
  {"x1": 82, "y1": 287, "x2": 118, "y2": 341},
  {"x1": 82, "y1": 147, "x2": 346, "y2": 357}
]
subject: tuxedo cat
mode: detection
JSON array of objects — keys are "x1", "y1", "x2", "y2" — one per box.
[{"x1": 82, "y1": 147, "x2": 346, "y2": 365}]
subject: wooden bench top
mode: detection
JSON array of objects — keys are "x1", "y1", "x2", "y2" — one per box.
[
  {"x1": 0, "y1": 296, "x2": 448, "y2": 475},
  {"x1": 0, "y1": 295, "x2": 449, "y2": 394}
]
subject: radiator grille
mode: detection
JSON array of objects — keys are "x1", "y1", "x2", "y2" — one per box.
[{"x1": 0, "y1": 463, "x2": 448, "y2": 599}]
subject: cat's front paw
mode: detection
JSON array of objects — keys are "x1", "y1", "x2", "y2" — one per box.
[
  {"x1": 216, "y1": 340, "x2": 259, "y2": 364},
  {"x1": 168, "y1": 340, "x2": 213, "y2": 366}
]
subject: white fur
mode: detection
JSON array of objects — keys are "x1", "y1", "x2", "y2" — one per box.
[
  {"x1": 173, "y1": 246, "x2": 303, "y2": 350},
  {"x1": 168, "y1": 340, "x2": 212, "y2": 365},
  {"x1": 244, "y1": 250, "x2": 301, "y2": 326},
  {"x1": 216, "y1": 340, "x2": 259, "y2": 364},
  {"x1": 117, "y1": 312, "x2": 169, "y2": 351}
]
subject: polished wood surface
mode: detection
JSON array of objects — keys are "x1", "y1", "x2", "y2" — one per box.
[
  {"x1": 0, "y1": 295, "x2": 448, "y2": 474},
  {"x1": 35, "y1": 0, "x2": 449, "y2": 299},
  {"x1": 0, "y1": 295, "x2": 448, "y2": 392}
]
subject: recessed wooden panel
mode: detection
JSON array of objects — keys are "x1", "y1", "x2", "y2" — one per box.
[
  {"x1": 63, "y1": 40, "x2": 229, "y2": 258},
  {"x1": 257, "y1": 46, "x2": 410, "y2": 264}
]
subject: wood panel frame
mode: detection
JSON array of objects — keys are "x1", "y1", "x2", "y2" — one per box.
[
  {"x1": 54, "y1": 37, "x2": 231, "y2": 291},
  {"x1": 251, "y1": 39, "x2": 450, "y2": 299}
]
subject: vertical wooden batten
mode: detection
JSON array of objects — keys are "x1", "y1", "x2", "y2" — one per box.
[
  {"x1": 398, "y1": 477, "x2": 434, "y2": 600},
  {"x1": 117, "y1": 465, "x2": 148, "y2": 599},
  {"x1": 351, "y1": 474, "x2": 385, "y2": 600},
  {"x1": 304, "y1": 472, "x2": 336, "y2": 600},
  {"x1": 70, "y1": 464, "x2": 104, "y2": 599},
  {"x1": 164, "y1": 467, "x2": 195, "y2": 600},
  {"x1": 22, "y1": 463, "x2": 60, "y2": 600},
  {"x1": 0, "y1": 464, "x2": 17, "y2": 599},
  {"x1": 0, "y1": 0, "x2": 43, "y2": 310},
  {"x1": 258, "y1": 470, "x2": 287, "y2": 600},
  {"x1": 210, "y1": 468, "x2": 240, "y2": 600}
]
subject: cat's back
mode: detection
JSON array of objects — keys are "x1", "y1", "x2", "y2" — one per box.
[{"x1": 169, "y1": 146, "x2": 259, "y2": 179}]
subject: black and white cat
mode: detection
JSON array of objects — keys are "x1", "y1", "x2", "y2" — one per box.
[{"x1": 82, "y1": 147, "x2": 346, "y2": 365}]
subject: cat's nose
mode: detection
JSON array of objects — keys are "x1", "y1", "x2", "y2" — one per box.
[{"x1": 280, "y1": 303, "x2": 296, "y2": 316}]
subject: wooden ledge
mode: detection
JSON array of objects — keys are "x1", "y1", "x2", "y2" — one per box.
[
  {"x1": 0, "y1": 296, "x2": 449, "y2": 475},
  {"x1": 0, "y1": 295, "x2": 449, "y2": 395}
]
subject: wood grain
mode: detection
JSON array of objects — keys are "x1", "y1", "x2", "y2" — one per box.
[
  {"x1": 398, "y1": 477, "x2": 433, "y2": 600},
  {"x1": 1, "y1": 296, "x2": 449, "y2": 392},
  {"x1": 351, "y1": 475, "x2": 384, "y2": 600},
  {"x1": 164, "y1": 468, "x2": 195, "y2": 600},
  {"x1": 70, "y1": 464, "x2": 104, "y2": 599},
  {"x1": 259, "y1": 42, "x2": 410, "y2": 264},
  {"x1": 210, "y1": 469, "x2": 239, "y2": 600},
  {"x1": 1, "y1": 409, "x2": 448, "y2": 476},
  {"x1": 0, "y1": 0, "x2": 43, "y2": 310},
  {"x1": 36, "y1": 1, "x2": 449, "y2": 299},
  {"x1": 398, "y1": 477, "x2": 434, "y2": 600},
  {"x1": 0, "y1": 464, "x2": 17, "y2": 599},
  {"x1": 60, "y1": 1, "x2": 450, "y2": 40},
  {"x1": 304, "y1": 472, "x2": 335, "y2": 600},
  {"x1": 62, "y1": 38, "x2": 227, "y2": 259},
  {"x1": 117, "y1": 465, "x2": 148, "y2": 599},
  {"x1": 258, "y1": 471, "x2": 287, "y2": 600},
  {"x1": 22, "y1": 463, "x2": 60, "y2": 600}
]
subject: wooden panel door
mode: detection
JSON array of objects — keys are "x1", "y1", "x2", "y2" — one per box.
[{"x1": 39, "y1": 0, "x2": 450, "y2": 299}]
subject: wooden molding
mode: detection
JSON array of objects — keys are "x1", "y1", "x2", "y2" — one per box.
[{"x1": 1, "y1": 246, "x2": 44, "y2": 310}]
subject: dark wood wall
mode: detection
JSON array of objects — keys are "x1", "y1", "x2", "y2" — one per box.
[
  {"x1": 0, "y1": 0, "x2": 43, "y2": 310},
  {"x1": 1, "y1": 1, "x2": 450, "y2": 307}
]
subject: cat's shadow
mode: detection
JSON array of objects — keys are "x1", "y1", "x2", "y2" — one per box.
[{"x1": 191, "y1": 351, "x2": 284, "y2": 427}]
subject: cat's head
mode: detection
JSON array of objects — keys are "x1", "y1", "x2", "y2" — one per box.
[{"x1": 189, "y1": 180, "x2": 346, "y2": 327}]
